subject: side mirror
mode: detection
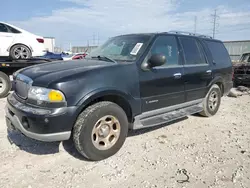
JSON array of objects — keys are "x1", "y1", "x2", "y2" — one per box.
[{"x1": 148, "y1": 54, "x2": 166, "y2": 68}]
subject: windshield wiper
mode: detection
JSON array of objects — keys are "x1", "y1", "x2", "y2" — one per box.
[{"x1": 91, "y1": 55, "x2": 117, "y2": 63}]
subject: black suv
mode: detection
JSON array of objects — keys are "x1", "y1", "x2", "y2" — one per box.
[{"x1": 5, "y1": 31, "x2": 233, "y2": 161}]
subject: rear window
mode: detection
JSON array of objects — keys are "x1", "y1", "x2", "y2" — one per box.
[
  {"x1": 6, "y1": 25, "x2": 21, "y2": 33},
  {"x1": 205, "y1": 40, "x2": 231, "y2": 65}
]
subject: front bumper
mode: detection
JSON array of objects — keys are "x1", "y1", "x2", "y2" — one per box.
[
  {"x1": 5, "y1": 93, "x2": 78, "y2": 142},
  {"x1": 233, "y1": 75, "x2": 250, "y2": 85}
]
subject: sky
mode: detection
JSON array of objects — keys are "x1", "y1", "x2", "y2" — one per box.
[{"x1": 1, "y1": 0, "x2": 250, "y2": 49}]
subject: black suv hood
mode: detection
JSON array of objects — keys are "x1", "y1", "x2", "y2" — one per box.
[{"x1": 19, "y1": 59, "x2": 115, "y2": 86}]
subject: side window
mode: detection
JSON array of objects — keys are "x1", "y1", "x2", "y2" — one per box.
[
  {"x1": 205, "y1": 40, "x2": 231, "y2": 65},
  {"x1": 179, "y1": 37, "x2": 207, "y2": 65},
  {"x1": 149, "y1": 35, "x2": 179, "y2": 67},
  {"x1": 0, "y1": 23, "x2": 8, "y2": 33},
  {"x1": 5, "y1": 25, "x2": 21, "y2": 33}
]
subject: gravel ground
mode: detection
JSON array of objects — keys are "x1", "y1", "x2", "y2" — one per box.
[{"x1": 0, "y1": 95, "x2": 250, "y2": 188}]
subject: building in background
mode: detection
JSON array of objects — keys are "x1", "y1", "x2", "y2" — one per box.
[
  {"x1": 43, "y1": 37, "x2": 56, "y2": 52},
  {"x1": 224, "y1": 40, "x2": 250, "y2": 62},
  {"x1": 72, "y1": 46, "x2": 98, "y2": 53},
  {"x1": 54, "y1": 46, "x2": 63, "y2": 53}
]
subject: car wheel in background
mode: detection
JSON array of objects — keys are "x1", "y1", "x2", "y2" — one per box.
[
  {"x1": 10, "y1": 44, "x2": 32, "y2": 60},
  {"x1": 0, "y1": 72, "x2": 11, "y2": 98}
]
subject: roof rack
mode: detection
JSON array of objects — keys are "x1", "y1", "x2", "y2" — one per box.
[{"x1": 168, "y1": 30, "x2": 213, "y2": 39}]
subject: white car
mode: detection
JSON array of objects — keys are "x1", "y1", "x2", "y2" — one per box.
[{"x1": 0, "y1": 22, "x2": 46, "y2": 60}]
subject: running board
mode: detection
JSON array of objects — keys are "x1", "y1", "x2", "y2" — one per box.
[{"x1": 132, "y1": 104, "x2": 203, "y2": 130}]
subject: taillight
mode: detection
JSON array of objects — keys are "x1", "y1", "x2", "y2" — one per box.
[{"x1": 36, "y1": 38, "x2": 44, "y2": 43}]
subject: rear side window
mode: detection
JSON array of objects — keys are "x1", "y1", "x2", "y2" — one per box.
[
  {"x1": 6, "y1": 25, "x2": 21, "y2": 33},
  {"x1": 0, "y1": 23, "x2": 8, "y2": 32},
  {"x1": 179, "y1": 37, "x2": 207, "y2": 65},
  {"x1": 205, "y1": 40, "x2": 231, "y2": 65}
]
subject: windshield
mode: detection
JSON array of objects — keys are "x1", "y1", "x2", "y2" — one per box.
[
  {"x1": 241, "y1": 53, "x2": 250, "y2": 63},
  {"x1": 89, "y1": 35, "x2": 151, "y2": 62}
]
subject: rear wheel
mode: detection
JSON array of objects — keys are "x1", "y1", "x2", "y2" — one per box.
[
  {"x1": 73, "y1": 101, "x2": 128, "y2": 161},
  {"x1": 10, "y1": 44, "x2": 31, "y2": 60},
  {"x1": 0, "y1": 72, "x2": 11, "y2": 98},
  {"x1": 200, "y1": 84, "x2": 221, "y2": 117}
]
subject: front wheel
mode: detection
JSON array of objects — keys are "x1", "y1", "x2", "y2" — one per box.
[
  {"x1": 200, "y1": 84, "x2": 221, "y2": 117},
  {"x1": 73, "y1": 101, "x2": 128, "y2": 161}
]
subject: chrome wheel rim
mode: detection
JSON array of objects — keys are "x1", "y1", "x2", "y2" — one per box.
[
  {"x1": 91, "y1": 115, "x2": 121, "y2": 150},
  {"x1": 0, "y1": 77, "x2": 6, "y2": 94},
  {"x1": 208, "y1": 91, "x2": 218, "y2": 111},
  {"x1": 14, "y1": 47, "x2": 29, "y2": 59}
]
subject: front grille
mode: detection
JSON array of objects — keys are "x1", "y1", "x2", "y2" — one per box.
[{"x1": 15, "y1": 74, "x2": 33, "y2": 99}]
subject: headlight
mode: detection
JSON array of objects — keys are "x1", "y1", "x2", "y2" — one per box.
[
  {"x1": 28, "y1": 86, "x2": 66, "y2": 103},
  {"x1": 13, "y1": 70, "x2": 22, "y2": 79}
]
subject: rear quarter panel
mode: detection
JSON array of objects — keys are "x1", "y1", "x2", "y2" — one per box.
[
  {"x1": 202, "y1": 39, "x2": 233, "y2": 94},
  {"x1": 10, "y1": 33, "x2": 45, "y2": 56}
]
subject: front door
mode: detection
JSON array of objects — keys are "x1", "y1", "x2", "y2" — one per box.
[
  {"x1": 178, "y1": 37, "x2": 213, "y2": 102},
  {"x1": 139, "y1": 35, "x2": 185, "y2": 112},
  {"x1": 0, "y1": 23, "x2": 14, "y2": 56}
]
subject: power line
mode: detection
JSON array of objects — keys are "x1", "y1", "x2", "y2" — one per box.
[{"x1": 218, "y1": 26, "x2": 250, "y2": 33}]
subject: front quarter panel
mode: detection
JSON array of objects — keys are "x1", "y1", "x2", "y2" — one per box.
[{"x1": 49, "y1": 63, "x2": 141, "y2": 116}]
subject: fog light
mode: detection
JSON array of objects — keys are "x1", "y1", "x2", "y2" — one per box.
[{"x1": 22, "y1": 117, "x2": 29, "y2": 129}]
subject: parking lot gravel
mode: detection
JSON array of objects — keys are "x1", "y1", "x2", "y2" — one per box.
[{"x1": 0, "y1": 95, "x2": 250, "y2": 188}]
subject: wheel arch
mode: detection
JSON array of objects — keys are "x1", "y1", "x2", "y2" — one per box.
[
  {"x1": 207, "y1": 76, "x2": 224, "y2": 96},
  {"x1": 76, "y1": 89, "x2": 135, "y2": 123}
]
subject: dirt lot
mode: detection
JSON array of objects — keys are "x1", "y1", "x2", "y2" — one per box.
[{"x1": 0, "y1": 95, "x2": 250, "y2": 188}]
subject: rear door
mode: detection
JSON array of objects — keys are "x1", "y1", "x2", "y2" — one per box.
[
  {"x1": 139, "y1": 35, "x2": 185, "y2": 112},
  {"x1": 178, "y1": 37, "x2": 213, "y2": 102},
  {"x1": 204, "y1": 40, "x2": 233, "y2": 92},
  {"x1": 0, "y1": 23, "x2": 15, "y2": 56}
]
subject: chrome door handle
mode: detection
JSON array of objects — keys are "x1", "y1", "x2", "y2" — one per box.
[
  {"x1": 173, "y1": 73, "x2": 182, "y2": 79},
  {"x1": 206, "y1": 70, "x2": 212, "y2": 74}
]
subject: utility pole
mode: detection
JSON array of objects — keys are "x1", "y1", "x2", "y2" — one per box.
[
  {"x1": 194, "y1": 16, "x2": 197, "y2": 33},
  {"x1": 93, "y1": 33, "x2": 96, "y2": 46},
  {"x1": 97, "y1": 33, "x2": 100, "y2": 46},
  {"x1": 211, "y1": 9, "x2": 219, "y2": 38}
]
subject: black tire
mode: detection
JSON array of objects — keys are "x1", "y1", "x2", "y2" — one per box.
[
  {"x1": 200, "y1": 84, "x2": 221, "y2": 117},
  {"x1": 10, "y1": 44, "x2": 32, "y2": 60},
  {"x1": 0, "y1": 72, "x2": 11, "y2": 98},
  {"x1": 73, "y1": 101, "x2": 128, "y2": 161}
]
